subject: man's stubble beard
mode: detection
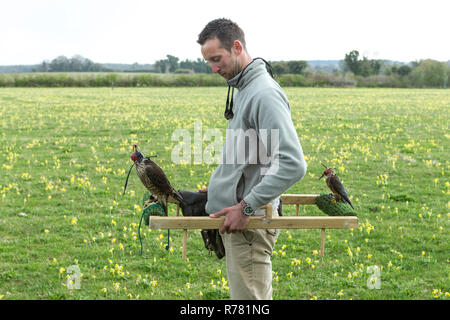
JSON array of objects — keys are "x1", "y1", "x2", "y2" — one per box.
[{"x1": 229, "y1": 57, "x2": 242, "y2": 80}]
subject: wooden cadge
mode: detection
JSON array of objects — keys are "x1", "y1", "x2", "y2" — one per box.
[{"x1": 148, "y1": 194, "x2": 358, "y2": 259}]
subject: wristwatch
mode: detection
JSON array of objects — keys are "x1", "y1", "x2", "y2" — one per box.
[{"x1": 240, "y1": 200, "x2": 255, "y2": 216}]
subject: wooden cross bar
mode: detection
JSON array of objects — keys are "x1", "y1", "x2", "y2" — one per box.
[
  {"x1": 149, "y1": 215, "x2": 358, "y2": 230},
  {"x1": 151, "y1": 194, "x2": 358, "y2": 258}
]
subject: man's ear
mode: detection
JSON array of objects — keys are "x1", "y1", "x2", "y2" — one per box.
[{"x1": 232, "y1": 40, "x2": 244, "y2": 56}]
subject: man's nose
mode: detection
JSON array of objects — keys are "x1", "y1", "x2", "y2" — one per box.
[{"x1": 210, "y1": 63, "x2": 219, "y2": 74}]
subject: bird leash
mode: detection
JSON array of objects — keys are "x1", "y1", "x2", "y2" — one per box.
[
  {"x1": 138, "y1": 200, "x2": 169, "y2": 256},
  {"x1": 123, "y1": 163, "x2": 135, "y2": 195}
]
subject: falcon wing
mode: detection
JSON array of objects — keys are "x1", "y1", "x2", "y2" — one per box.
[
  {"x1": 144, "y1": 160, "x2": 173, "y2": 193},
  {"x1": 330, "y1": 175, "x2": 348, "y2": 196},
  {"x1": 330, "y1": 175, "x2": 354, "y2": 208}
]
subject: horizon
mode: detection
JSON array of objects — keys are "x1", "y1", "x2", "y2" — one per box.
[{"x1": 2, "y1": 56, "x2": 447, "y2": 68}]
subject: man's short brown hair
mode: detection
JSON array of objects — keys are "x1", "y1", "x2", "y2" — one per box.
[{"x1": 197, "y1": 18, "x2": 246, "y2": 52}]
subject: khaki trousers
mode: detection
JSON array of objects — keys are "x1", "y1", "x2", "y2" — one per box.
[{"x1": 220, "y1": 201, "x2": 279, "y2": 300}]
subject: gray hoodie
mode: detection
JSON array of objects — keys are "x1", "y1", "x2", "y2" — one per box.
[{"x1": 205, "y1": 59, "x2": 307, "y2": 215}]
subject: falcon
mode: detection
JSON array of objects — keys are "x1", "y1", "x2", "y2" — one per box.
[
  {"x1": 124, "y1": 144, "x2": 185, "y2": 215},
  {"x1": 319, "y1": 164, "x2": 354, "y2": 209}
]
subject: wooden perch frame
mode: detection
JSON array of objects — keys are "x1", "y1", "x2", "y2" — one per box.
[{"x1": 148, "y1": 194, "x2": 358, "y2": 259}]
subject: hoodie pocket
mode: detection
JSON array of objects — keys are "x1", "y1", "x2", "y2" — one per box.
[{"x1": 235, "y1": 170, "x2": 245, "y2": 203}]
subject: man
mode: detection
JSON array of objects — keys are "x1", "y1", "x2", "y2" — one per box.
[{"x1": 197, "y1": 18, "x2": 307, "y2": 300}]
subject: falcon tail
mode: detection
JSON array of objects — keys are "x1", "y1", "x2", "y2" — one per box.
[
  {"x1": 171, "y1": 190, "x2": 185, "y2": 205},
  {"x1": 342, "y1": 194, "x2": 354, "y2": 209}
]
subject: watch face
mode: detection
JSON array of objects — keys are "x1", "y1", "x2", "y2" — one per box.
[{"x1": 244, "y1": 206, "x2": 254, "y2": 216}]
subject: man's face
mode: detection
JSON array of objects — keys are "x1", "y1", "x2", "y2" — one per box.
[{"x1": 201, "y1": 38, "x2": 240, "y2": 80}]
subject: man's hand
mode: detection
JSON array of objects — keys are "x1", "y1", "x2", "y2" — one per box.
[{"x1": 210, "y1": 203, "x2": 250, "y2": 234}]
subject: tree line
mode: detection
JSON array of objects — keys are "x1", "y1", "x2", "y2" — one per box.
[
  {"x1": 32, "y1": 54, "x2": 311, "y2": 75},
  {"x1": 6, "y1": 51, "x2": 449, "y2": 88},
  {"x1": 33, "y1": 55, "x2": 110, "y2": 72},
  {"x1": 153, "y1": 55, "x2": 212, "y2": 73},
  {"x1": 152, "y1": 55, "x2": 309, "y2": 75},
  {"x1": 341, "y1": 50, "x2": 448, "y2": 88}
]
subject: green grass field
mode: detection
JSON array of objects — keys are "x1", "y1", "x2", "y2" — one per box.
[{"x1": 0, "y1": 87, "x2": 448, "y2": 300}]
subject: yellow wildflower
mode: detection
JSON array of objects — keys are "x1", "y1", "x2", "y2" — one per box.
[{"x1": 346, "y1": 247, "x2": 353, "y2": 258}]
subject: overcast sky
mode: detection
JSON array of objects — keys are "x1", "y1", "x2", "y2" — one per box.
[{"x1": 0, "y1": 0, "x2": 448, "y2": 65}]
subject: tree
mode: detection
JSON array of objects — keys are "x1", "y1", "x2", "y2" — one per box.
[
  {"x1": 344, "y1": 50, "x2": 360, "y2": 75},
  {"x1": 287, "y1": 60, "x2": 308, "y2": 74},
  {"x1": 411, "y1": 59, "x2": 447, "y2": 87},
  {"x1": 50, "y1": 56, "x2": 70, "y2": 72},
  {"x1": 70, "y1": 55, "x2": 85, "y2": 72},
  {"x1": 154, "y1": 59, "x2": 167, "y2": 73},
  {"x1": 33, "y1": 55, "x2": 109, "y2": 72},
  {"x1": 153, "y1": 55, "x2": 180, "y2": 73},
  {"x1": 33, "y1": 60, "x2": 50, "y2": 72},
  {"x1": 179, "y1": 59, "x2": 194, "y2": 71},
  {"x1": 343, "y1": 50, "x2": 381, "y2": 76},
  {"x1": 166, "y1": 55, "x2": 179, "y2": 73},
  {"x1": 193, "y1": 58, "x2": 212, "y2": 73},
  {"x1": 392, "y1": 65, "x2": 412, "y2": 76},
  {"x1": 271, "y1": 61, "x2": 289, "y2": 75}
]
